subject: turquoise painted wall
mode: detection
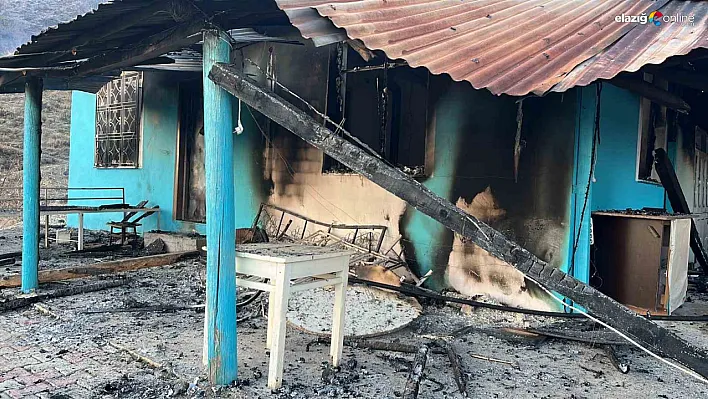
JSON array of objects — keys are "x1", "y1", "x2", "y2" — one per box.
[
  {"x1": 68, "y1": 72, "x2": 264, "y2": 234},
  {"x1": 401, "y1": 83, "x2": 463, "y2": 279},
  {"x1": 402, "y1": 76, "x2": 576, "y2": 288},
  {"x1": 590, "y1": 84, "x2": 665, "y2": 212},
  {"x1": 566, "y1": 83, "x2": 667, "y2": 287}
]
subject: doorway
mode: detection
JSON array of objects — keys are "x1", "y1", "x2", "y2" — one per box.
[{"x1": 175, "y1": 80, "x2": 206, "y2": 223}]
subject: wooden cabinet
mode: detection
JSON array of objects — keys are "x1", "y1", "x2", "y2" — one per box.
[{"x1": 591, "y1": 212, "x2": 691, "y2": 315}]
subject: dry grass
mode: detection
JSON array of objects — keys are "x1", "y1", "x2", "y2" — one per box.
[{"x1": 0, "y1": 91, "x2": 72, "y2": 228}]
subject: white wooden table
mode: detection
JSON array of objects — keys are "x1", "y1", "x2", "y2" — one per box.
[{"x1": 235, "y1": 243, "x2": 352, "y2": 389}]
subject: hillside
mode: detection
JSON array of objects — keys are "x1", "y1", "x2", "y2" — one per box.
[
  {"x1": 0, "y1": 91, "x2": 73, "y2": 227},
  {"x1": 0, "y1": 0, "x2": 95, "y2": 227}
]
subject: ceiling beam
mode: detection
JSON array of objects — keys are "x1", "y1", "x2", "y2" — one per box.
[
  {"x1": 643, "y1": 66, "x2": 708, "y2": 93},
  {"x1": 611, "y1": 76, "x2": 691, "y2": 114},
  {"x1": 71, "y1": 17, "x2": 206, "y2": 77},
  {"x1": 67, "y1": 1, "x2": 183, "y2": 51},
  {"x1": 1, "y1": 2, "x2": 177, "y2": 68}
]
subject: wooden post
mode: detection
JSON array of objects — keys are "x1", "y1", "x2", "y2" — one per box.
[
  {"x1": 202, "y1": 30, "x2": 238, "y2": 385},
  {"x1": 22, "y1": 77, "x2": 42, "y2": 293}
]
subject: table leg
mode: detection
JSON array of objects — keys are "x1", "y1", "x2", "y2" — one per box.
[
  {"x1": 266, "y1": 289, "x2": 276, "y2": 350},
  {"x1": 268, "y1": 267, "x2": 291, "y2": 390},
  {"x1": 78, "y1": 213, "x2": 84, "y2": 251},
  {"x1": 44, "y1": 215, "x2": 49, "y2": 248},
  {"x1": 330, "y1": 268, "x2": 349, "y2": 367}
]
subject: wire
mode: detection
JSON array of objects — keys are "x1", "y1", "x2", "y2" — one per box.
[{"x1": 525, "y1": 274, "x2": 708, "y2": 384}]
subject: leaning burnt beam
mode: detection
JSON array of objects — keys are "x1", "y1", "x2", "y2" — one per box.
[
  {"x1": 654, "y1": 148, "x2": 708, "y2": 275},
  {"x1": 209, "y1": 63, "x2": 708, "y2": 379}
]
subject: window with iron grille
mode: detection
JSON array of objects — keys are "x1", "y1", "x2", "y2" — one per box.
[{"x1": 95, "y1": 72, "x2": 143, "y2": 168}]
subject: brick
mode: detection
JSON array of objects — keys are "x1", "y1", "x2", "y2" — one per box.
[
  {"x1": 72, "y1": 372, "x2": 95, "y2": 390},
  {"x1": 0, "y1": 369, "x2": 29, "y2": 384},
  {"x1": 19, "y1": 383, "x2": 50, "y2": 395},
  {"x1": 0, "y1": 380, "x2": 23, "y2": 392},
  {"x1": 3, "y1": 390, "x2": 22, "y2": 399},
  {"x1": 13, "y1": 374, "x2": 42, "y2": 386},
  {"x1": 47, "y1": 377, "x2": 77, "y2": 389},
  {"x1": 61, "y1": 353, "x2": 85, "y2": 365},
  {"x1": 26, "y1": 359, "x2": 71, "y2": 376},
  {"x1": 55, "y1": 387, "x2": 92, "y2": 399},
  {"x1": 34, "y1": 370, "x2": 60, "y2": 381}
]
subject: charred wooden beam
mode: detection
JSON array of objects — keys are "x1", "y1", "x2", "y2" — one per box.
[
  {"x1": 654, "y1": 148, "x2": 708, "y2": 274},
  {"x1": 0, "y1": 251, "x2": 198, "y2": 288},
  {"x1": 611, "y1": 77, "x2": 691, "y2": 114},
  {"x1": 644, "y1": 67, "x2": 708, "y2": 93},
  {"x1": 68, "y1": 1, "x2": 177, "y2": 52},
  {"x1": 71, "y1": 18, "x2": 206, "y2": 77},
  {"x1": 3, "y1": 1, "x2": 175, "y2": 68},
  {"x1": 209, "y1": 63, "x2": 708, "y2": 379},
  {"x1": 0, "y1": 280, "x2": 127, "y2": 313}
]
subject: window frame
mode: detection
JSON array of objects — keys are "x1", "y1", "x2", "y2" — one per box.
[
  {"x1": 321, "y1": 44, "x2": 432, "y2": 178},
  {"x1": 94, "y1": 71, "x2": 144, "y2": 169}
]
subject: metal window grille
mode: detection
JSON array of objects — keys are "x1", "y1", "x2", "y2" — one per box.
[{"x1": 95, "y1": 72, "x2": 142, "y2": 167}]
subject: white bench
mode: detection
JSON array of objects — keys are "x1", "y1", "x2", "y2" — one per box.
[{"x1": 235, "y1": 243, "x2": 352, "y2": 389}]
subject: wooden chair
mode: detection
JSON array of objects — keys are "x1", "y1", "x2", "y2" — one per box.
[{"x1": 107, "y1": 201, "x2": 158, "y2": 245}]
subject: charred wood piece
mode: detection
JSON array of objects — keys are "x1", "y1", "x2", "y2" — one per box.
[
  {"x1": 0, "y1": 251, "x2": 21, "y2": 261},
  {"x1": 605, "y1": 345, "x2": 630, "y2": 374},
  {"x1": 351, "y1": 277, "x2": 708, "y2": 322},
  {"x1": 403, "y1": 345, "x2": 429, "y2": 399},
  {"x1": 0, "y1": 280, "x2": 127, "y2": 312},
  {"x1": 209, "y1": 63, "x2": 708, "y2": 378},
  {"x1": 0, "y1": 251, "x2": 198, "y2": 288},
  {"x1": 612, "y1": 77, "x2": 691, "y2": 114},
  {"x1": 0, "y1": 258, "x2": 15, "y2": 266},
  {"x1": 438, "y1": 341, "x2": 467, "y2": 397}
]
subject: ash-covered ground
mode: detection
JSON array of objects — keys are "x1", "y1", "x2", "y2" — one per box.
[{"x1": 1, "y1": 226, "x2": 707, "y2": 399}]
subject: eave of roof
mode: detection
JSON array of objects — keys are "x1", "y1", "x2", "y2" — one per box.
[{"x1": 274, "y1": 0, "x2": 708, "y2": 96}]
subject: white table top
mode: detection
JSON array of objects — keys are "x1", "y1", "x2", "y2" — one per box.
[{"x1": 236, "y1": 243, "x2": 353, "y2": 263}]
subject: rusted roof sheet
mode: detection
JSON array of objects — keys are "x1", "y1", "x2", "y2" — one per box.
[
  {"x1": 274, "y1": 0, "x2": 708, "y2": 96},
  {"x1": 553, "y1": 0, "x2": 708, "y2": 92}
]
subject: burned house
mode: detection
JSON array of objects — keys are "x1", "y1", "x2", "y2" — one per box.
[{"x1": 2, "y1": 0, "x2": 708, "y2": 389}]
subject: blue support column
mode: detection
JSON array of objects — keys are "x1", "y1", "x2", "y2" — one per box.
[
  {"x1": 567, "y1": 85, "x2": 597, "y2": 286},
  {"x1": 202, "y1": 30, "x2": 238, "y2": 385},
  {"x1": 22, "y1": 77, "x2": 42, "y2": 293}
]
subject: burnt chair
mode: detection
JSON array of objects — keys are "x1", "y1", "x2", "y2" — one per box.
[{"x1": 107, "y1": 201, "x2": 159, "y2": 245}]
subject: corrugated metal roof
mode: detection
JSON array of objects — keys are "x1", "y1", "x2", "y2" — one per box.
[
  {"x1": 275, "y1": 0, "x2": 708, "y2": 96},
  {"x1": 553, "y1": 0, "x2": 708, "y2": 92}
]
